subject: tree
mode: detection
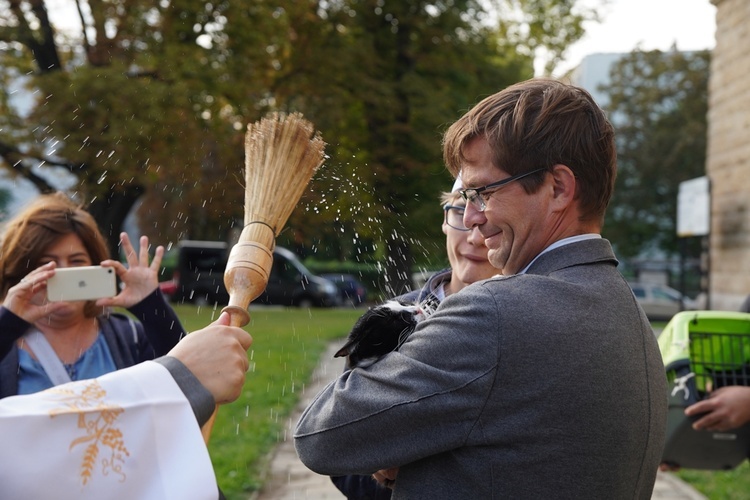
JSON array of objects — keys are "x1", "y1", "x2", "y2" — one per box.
[
  {"x1": 600, "y1": 49, "x2": 710, "y2": 259},
  {"x1": 1, "y1": 0, "x2": 597, "y2": 286},
  {"x1": 0, "y1": 0, "x2": 282, "y2": 255},
  {"x1": 271, "y1": 0, "x2": 596, "y2": 294}
]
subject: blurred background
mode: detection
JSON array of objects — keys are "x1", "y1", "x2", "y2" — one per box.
[{"x1": 0, "y1": 0, "x2": 728, "y2": 309}]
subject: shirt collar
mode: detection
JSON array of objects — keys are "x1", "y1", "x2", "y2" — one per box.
[{"x1": 519, "y1": 234, "x2": 601, "y2": 275}]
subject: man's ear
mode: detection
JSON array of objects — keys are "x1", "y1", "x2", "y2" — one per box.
[{"x1": 549, "y1": 164, "x2": 577, "y2": 208}]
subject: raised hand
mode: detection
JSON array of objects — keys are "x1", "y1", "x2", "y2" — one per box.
[{"x1": 97, "y1": 233, "x2": 164, "y2": 308}]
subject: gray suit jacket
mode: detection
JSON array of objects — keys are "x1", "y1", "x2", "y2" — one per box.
[{"x1": 295, "y1": 238, "x2": 667, "y2": 499}]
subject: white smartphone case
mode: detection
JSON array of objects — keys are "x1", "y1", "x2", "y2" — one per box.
[{"x1": 46, "y1": 266, "x2": 117, "y2": 302}]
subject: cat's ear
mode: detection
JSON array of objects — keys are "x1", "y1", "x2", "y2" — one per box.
[{"x1": 334, "y1": 341, "x2": 356, "y2": 358}]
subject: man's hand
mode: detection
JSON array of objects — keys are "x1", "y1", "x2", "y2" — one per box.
[
  {"x1": 686, "y1": 386, "x2": 750, "y2": 432},
  {"x1": 372, "y1": 467, "x2": 399, "y2": 489},
  {"x1": 167, "y1": 312, "x2": 253, "y2": 404}
]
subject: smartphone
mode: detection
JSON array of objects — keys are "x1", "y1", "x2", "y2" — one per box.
[{"x1": 46, "y1": 266, "x2": 117, "y2": 302}]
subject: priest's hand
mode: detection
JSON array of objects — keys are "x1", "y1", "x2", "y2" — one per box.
[{"x1": 168, "y1": 312, "x2": 253, "y2": 404}]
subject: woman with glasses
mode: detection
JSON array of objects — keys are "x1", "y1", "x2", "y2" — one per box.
[
  {"x1": 331, "y1": 177, "x2": 497, "y2": 499},
  {"x1": 411, "y1": 177, "x2": 497, "y2": 312}
]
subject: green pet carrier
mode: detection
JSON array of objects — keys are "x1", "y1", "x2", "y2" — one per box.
[{"x1": 658, "y1": 310, "x2": 750, "y2": 469}]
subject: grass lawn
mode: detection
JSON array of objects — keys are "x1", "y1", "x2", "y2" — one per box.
[
  {"x1": 676, "y1": 461, "x2": 750, "y2": 498},
  {"x1": 172, "y1": 304, "x2": 362, "y2": 499}
]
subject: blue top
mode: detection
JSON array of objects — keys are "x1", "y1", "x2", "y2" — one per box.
[
  {"x1": 0, "y1": 289, "x2": 185, "y2": 400},
  {"x1": 17, "y1": 333, "x2": 116, "y2": 395}
]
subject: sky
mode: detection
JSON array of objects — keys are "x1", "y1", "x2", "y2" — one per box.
[{"x1": 551, "y1": 0, "x2": 717, "y2": 76}]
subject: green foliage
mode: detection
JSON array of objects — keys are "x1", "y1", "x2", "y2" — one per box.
[
  {"x1": 0, "y1": 0, "x2": 599, "y2": 280},
  {"x1": 600, "y1": 49, "x2": 710, "y2": 259},
  {"x1": 171, "y1": 304, "x2": 362, "y2": 498},
  {"x1": 493, "y1": 0, "x2": 600, "y2": 75},
  {"x1": 31, "y1": 65, "x2": 197, "y2": 192},
  {"x1": 278, "y1": 1, "x2": 536, "y2": 292}
]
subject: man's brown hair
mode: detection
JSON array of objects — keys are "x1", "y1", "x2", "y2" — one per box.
[{"x1": 442, "y1": 78, "x2": 617, "y2": 224}]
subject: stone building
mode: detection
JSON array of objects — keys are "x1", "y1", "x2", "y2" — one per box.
[{"x1": 707, "y1": 0, "x2": 750, "y2": 310}]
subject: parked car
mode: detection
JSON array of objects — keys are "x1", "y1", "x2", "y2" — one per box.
[
  {"x1": 321, "y1": 273, "x2": 367, "y2": 307},
  {"x1": 260, "y1": 247, "x2": 340, "y2": 308},
  {"x1": 628, "y1": 282, "x2": 697, "y2": 321},
  {"x1": 170, "y1": 240, "x2": 227, "y2": 305},
  {"x1": 169, "y1": 240, "x2": 339, "y2": 308},
  {"x1": 158, "y1": 279, "x2": 177, "y2": 298}
]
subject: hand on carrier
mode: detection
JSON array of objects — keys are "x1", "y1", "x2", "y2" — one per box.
[{"x1": 686, "y1": 386, "x2": 750, "y2": 432}]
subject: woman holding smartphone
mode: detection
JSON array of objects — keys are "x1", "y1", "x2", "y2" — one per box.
[{"x1": 0, "y1": 192, "x2": 186, "y2": 398}]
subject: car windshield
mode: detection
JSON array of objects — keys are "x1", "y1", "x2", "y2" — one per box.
[{"x1": 654, "y1": 287, "x2": 681, "y2": 301}]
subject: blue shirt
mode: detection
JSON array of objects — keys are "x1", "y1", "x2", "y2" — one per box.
[{"x1": 17, "y1": 333, "x2": 117, "y2": 395}]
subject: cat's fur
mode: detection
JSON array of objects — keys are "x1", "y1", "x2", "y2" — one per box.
[{"x1": 335, "y1": 300, "x2": 425, "y2": 368}]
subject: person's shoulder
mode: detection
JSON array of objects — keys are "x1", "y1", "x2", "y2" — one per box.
[
  {"x1": 448, "y1": 273, "x2": 551, "y2": 313},
  {"x1": 440, "y1": 274, "x2": 515, "y2": 309},
  {"x1": 465, "y1": 273, "x2": 520, "y2": 292}
]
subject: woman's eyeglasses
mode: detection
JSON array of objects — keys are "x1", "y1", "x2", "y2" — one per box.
[{"x1": 443, "y1": 204, "x2": 469, "y2": 231}]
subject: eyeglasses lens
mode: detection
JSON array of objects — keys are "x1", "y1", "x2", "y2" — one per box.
[{"x1": 445, "y1": 206, "x2": 469, "y2": 231}]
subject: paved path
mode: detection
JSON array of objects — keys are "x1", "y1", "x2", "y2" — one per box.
[
  {"x1": 252, "y1": 342, "x2": 706, "y2": 500},
  {"x1": 254, "y1": 343, "x2": 345, "y2": 500}
]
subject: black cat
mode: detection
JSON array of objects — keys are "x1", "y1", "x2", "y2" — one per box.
[{"x1": 334, "y1": 300, "x2": 424, "y2": 368}]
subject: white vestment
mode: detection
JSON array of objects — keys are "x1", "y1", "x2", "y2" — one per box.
[{"x1": 0, "y1": 361, "x2": 218, "y2": 499}]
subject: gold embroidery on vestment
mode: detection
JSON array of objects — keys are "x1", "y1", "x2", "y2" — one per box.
[{"x1": 47, "y1": 380, "x2": 130, "y2": 486}]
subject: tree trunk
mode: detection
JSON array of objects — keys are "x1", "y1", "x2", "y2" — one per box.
[{"x1": 87, "y1": 186, "x2": 144, "y2": 259}]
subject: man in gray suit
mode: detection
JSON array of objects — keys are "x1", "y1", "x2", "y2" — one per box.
[{"x1": 295, "y1": 79, "x2": 668, "y2": 499}]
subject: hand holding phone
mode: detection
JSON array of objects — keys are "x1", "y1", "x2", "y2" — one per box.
[{"x1": 46, "y1": 266, "x2": 117, "y2": 302}]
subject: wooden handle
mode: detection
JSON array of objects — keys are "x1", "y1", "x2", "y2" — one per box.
[
  {"x1": 202, "y1": 223, "x2": 275, "y2": 443},
  {"x1": 221, "y1": 305, "x2": 251, "y2": 327},
  {"x1": 201, "y1": 410, "x2": 218, "y2": 442},
  {"x1": 222, "y1": 224, "x2": 275, "y2": 321}
]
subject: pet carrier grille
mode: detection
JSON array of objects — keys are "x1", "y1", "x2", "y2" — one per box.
[{"x1": 689, "y1": 331, "x2": 750, "y2": 393}]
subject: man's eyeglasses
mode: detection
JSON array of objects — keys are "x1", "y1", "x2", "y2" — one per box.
[
  {"x1": 459, "y1": 167, "x2": 547, "y2": 212},
  {"x1": 443, "y1": 204, "x2": 469, "y2": 231}
]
